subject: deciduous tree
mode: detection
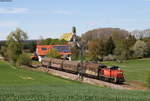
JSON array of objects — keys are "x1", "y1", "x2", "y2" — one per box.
[
  {"x1": 133, "y1": 40, "x2": 148, "y2": 58},
  {"x1": 87, "y1": 39, "x2": 105, "y2": 61},
  {"x1": 2, "y1": 28, "x2": 28, "y2": 63}
]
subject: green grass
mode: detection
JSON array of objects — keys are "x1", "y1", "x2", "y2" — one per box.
[
  {"x1": 0, "y1": 61, "x2": 77, "y2": 86},
  {"x1": 102, "y1": 59, "x2": 150, "y2": 83},
  {"x1": 1, "y1": 85, "x2": 150, "y2": 101},
  {"x1": 1, "y1": 60, "x2": 150, "y2": 101}
]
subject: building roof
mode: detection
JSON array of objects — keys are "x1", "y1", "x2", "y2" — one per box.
[{"x1": 60, "y1": 33, "x2": 73, "y2": 41}]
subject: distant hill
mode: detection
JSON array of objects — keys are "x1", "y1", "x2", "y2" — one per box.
[
  {"x1": 82, "y1": 28, "x2": 129, "y2": 43},
  {"x1": 131, "y1": 29, "x2": 150, "y2": 39}
]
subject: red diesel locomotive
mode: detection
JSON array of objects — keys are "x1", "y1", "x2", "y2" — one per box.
[
  {"x1": 41, "y1": 58, "x2": 125, "y2": 83},
  {"x1": 98, "y1": 65, "x2": 125, "y2": 83}
]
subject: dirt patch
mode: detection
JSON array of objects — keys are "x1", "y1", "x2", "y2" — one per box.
[
  {"x1": 130, "y1": 81, "x2": 145, "y2": 86},
  {"x1": 128, "y1": 81, "x2": 149, "y2": 90}
]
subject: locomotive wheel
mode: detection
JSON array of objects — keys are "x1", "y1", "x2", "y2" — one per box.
[
  {"x1": 100, "y1": 76, "x2": 104, "y2": 81},
  {"x1": 110, "y1": 78, "x2": 114, "y2": 83},
  {"x1": 102, "y1": 77, "x2": 105, "y2": 81},
  {"x1": 104, "y1": 77, "x2": 108, "y2": 81},
  {"x1": 108, "y1": 78, "x2": 112, "y2": 82}
]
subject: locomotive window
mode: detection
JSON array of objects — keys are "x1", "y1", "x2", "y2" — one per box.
[
  {"x1": 110, "y1": 66, "x2": 119, "y2": 70},
  {"x1": 41, "y1": 48, "x2": 47, "y2": 50}
]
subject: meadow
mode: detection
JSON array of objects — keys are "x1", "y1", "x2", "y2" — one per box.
[
  {"x1": 102, "y1": 59, "x2": 150, "y2": 83},
  {"x1": 0, "y1": 60, "x2": 150, "y2": 101}
]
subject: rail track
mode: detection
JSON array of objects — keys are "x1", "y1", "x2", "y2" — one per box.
[{"x1": 29, "y1": 64, "x2": 134, "y2": 90}]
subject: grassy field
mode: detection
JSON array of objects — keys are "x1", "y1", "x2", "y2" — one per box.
[
  {"x1": 0, "y1": 61, "x2": 76, "y2": 86},
  {"x1": 102, "y1": 59, "x2": 150, "y2": 83},
  {"x1": 0, "y1": 61, "x2": 150, "y2": 101}
]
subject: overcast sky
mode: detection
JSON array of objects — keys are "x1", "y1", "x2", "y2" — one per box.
[{"x1": 0, "y1": 0, "x2": 150, "y2": 40}]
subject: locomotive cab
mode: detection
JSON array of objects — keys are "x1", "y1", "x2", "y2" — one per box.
[
  {"x1": 109, "y1": 66, "x2": 125, "y2": 83},
  {"x1": 99, "y1": 64, "x2": 107, "y2": 69},
  {"x1": 109, "y1": 66, "x2": 120, "y2": 70}
]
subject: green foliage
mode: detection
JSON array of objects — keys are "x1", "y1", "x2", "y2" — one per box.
[
  {"x1": 39, "y1": 38, "x2": 68, "y2": 45},
  {"x1": 142, "y1": 37, "x2": 150, "y2": 57},
  {"x1": 16, "y1": 53, "x2": 31, "y2": 66},
  {"x1": 121, "y1": 39, "x2": 132, "y2": 59},
  {"x1": 114, "y1": 40, "x2": 125, "y2": 61},
  {"x1": 1, "y1": 28, "x2": 28, "y2": 64},
  {"x1": 47, "y1": 48, "x2": 61, "y2": 58},
  {"x1": 127, "y1": 35, "x2": 137, "y2": 47},
  {"x1": 133, "y1": 40, "x2": 148, "y2": 58},
  {"x1": 82, "y1": 28, "x2": 139, "y2": 61},
  {"x1": 104, "y1": 36, "x2": 115, "y2": 55},
  {"x1": 7, "y1": 28, "x2": 28, "y2": 41},
  {"x1": 23, "y1": 41, "x2": 37, "y2": 52},
  {"x1": 70, "y1": 46, "x2": 80, "y2": 60},
  {"x1": 114, "y1": 36, "x2": 136, "y2": 61},
  {"x1": 87, "y1": 39, "x2": 105, "y2": 61},
  {"x1": 146, "y1": 41, "x2": 150, "y2": 57},
  {"x1": 7, "y1": 41, "x2": 22, "y2": 63},
  {"x1": 0, "y1": 46, "x2": 8, "y2": 58}
]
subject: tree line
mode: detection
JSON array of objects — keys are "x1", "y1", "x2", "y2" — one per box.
[
  {"x1": 0, "y1": 28, "x2": 67, "y2": 66},
  {"x1": 1, "y1": 27, "x2": 150, "y2": 65},
  {"x1": 72, "y1": 28, "x2": 150, "y2": 62}
]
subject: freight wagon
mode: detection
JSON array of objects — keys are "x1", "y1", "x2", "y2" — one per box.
[{"x1": 41, "y1": 58, "x2": 125, "y2": 83}]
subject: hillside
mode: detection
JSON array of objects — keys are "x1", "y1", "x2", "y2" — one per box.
[
  {"x1": 102, "y1": 59, "x2": 150, "y2": 83},
  {"x1": 82, "y1": 28, "x2": 129, "y2": 43},
  {"x1": 102, "y1": 59, "x2": 150, "y2": 88},
  {"x1": 0, "y1": 61, "x2": 76, "y2": 86},
  {"x1": 0, "y1": 61, "x2": 150, "y2": 101}
]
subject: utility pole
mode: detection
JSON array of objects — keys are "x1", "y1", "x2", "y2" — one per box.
[{"x1": 71, "y1": 26, "x2": 84, "y2": 79}]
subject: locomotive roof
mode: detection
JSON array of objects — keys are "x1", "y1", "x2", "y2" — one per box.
[{"x1": 108, "y1": 66, "x2": 120, "y2": 70}]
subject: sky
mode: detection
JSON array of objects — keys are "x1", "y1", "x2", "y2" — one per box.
[{"x1": 0, "y1": 0, "x2": 150, "y2": 40}]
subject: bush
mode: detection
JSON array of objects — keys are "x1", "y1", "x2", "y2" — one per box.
[
  {"x1": 16, "y1": 53, "x2": 31, "y2": 66},
  {"x1": 70, "y1": 46, "x2": 80, "y2": 60},
  {"x1": 146, "y1": 72, "x2": 150, "y2": 87},
  {"x1": 103, "y1": 54, "x2": 116, "y2": 61},
  {"x1": 0, "y1": 46, "x2": 9, "y2": 61},
  {"x1": 133, "y1": 40, "x2": 148, "y2": 58},
  {"x1": 47, "y1": 48, "x2": 61, "y2": 58}
]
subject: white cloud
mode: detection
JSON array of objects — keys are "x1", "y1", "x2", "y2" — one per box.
[
  {"x1": 0, "y1": 21, "x2": 19, "y2": 27},
  {"x1": 0, "y1": 7, "x2": 29, "y2": 14}
]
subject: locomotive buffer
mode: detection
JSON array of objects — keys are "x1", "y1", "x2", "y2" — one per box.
[{"x1": 71, "y1": 26, "x2": 84, "y2": 80}]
